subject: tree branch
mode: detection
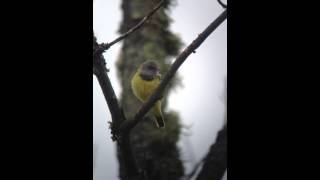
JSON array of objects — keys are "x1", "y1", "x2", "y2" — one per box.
[
  {"x1": 100, "y1": 0, "x2": 164, "y2": 51},
  {"x1": 195, "y1": 125, "x2": 227, "y2": 180},
  {"x1": 118, "y1": 9, "x2": 227, "y2": 135},
  {"x1": 93, "y1": 35, "x2": 125, "y2": 140},
  {"x1": 217, "y1": 0, "x2": 227, "y2": 8},
  {"x1": 93, "y1": 34, "x2": 140, "y2": 179},
  {"x1": 185, "y1": 158, "x2": 205, "y2": 180}
]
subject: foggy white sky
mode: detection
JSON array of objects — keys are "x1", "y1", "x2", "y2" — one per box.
[{"x1": 93, "y1": 0, "x2": 227, "y2": 179}]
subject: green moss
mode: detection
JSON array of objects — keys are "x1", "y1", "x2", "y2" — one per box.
[
  {"x1": 131, "y1": 0, "x2": 145, "y2": 19},
  {"x1": 143, "y1": 41, "x2": 166, "y2": 60}
]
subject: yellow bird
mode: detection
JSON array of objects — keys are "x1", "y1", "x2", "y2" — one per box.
[{"x1": 131, "y1": 60, "x2": 165, "y2": 128}]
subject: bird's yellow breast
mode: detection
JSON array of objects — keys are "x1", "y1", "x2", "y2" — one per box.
[{"x1": 131, "y1": 72, "x2": 160, "y2": 102}]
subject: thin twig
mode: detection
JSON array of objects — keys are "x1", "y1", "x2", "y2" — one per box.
[
  {"x1": 217, "y1": 0, "x2": 227, "y2": 8},
  {"x1": 101, "y1": 0, "x2": 164, "y2": 51},
  {"x1": 118, "y1": 9, "x2": 227, "y2": 135}
]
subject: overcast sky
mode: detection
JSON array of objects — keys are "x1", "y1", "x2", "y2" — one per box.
[{"x1": 93, "y1": 0, "x2": 227, "y2": 179}]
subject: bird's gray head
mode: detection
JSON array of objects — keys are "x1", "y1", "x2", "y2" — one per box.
[{"x1": 139, "y1": 60, "x2": 160, "y2": 81}]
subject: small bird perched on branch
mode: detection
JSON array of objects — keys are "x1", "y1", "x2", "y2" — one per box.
[{"x1": 131, "y1": 60, "x2": 165, "y2": 128}]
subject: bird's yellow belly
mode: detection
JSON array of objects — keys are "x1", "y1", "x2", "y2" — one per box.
[{"x1": 131, "y1": 72, "x2": 160, "y2": 102}]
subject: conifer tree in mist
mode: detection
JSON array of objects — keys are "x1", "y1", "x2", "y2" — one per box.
[{"x1": 116, "y1": 0, "x2": 184, "y2": 179}]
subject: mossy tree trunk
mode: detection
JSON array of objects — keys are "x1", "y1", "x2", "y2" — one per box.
[{"x1": 116, "y1": 0, "x2": 184, "y2": 179}]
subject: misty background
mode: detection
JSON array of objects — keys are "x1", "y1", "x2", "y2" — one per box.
[{"x1": 93, "y1": 0, "x2": 227, "y2": 179}]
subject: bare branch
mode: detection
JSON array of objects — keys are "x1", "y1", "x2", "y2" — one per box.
[
  {"x1": 118, "y1": 9, "x2": 227, "y2": 134},
  {"x1": 93, "y1": 34, "x2": 140, "y2": 178},
  {"x1": 101, "y1": 0, "x2": 164, "y2": 51},
  {"x1": 217, "y1": 0, "x2": 227, "y2": 8},
  {"x1": 185, "y1": 158, "x2": 205, "y2": 180},
  {"x1": 93, "y1": 35, "x2": 124, "y2": 140},
  {"x1": 195, "y1": 125, "x2": 227, "y2": 180},
  {"x1": 185, "y1": 125, "x2": 227, "y2": 180}
]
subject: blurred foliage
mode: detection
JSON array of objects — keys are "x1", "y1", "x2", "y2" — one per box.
[{"x1": 116, "y1": 0, "x2": 184, "y2": 179}]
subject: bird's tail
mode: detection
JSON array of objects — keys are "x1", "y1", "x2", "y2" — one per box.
[{"x1": 153, "y1": 101, "x2": 165, "y2": 128}]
